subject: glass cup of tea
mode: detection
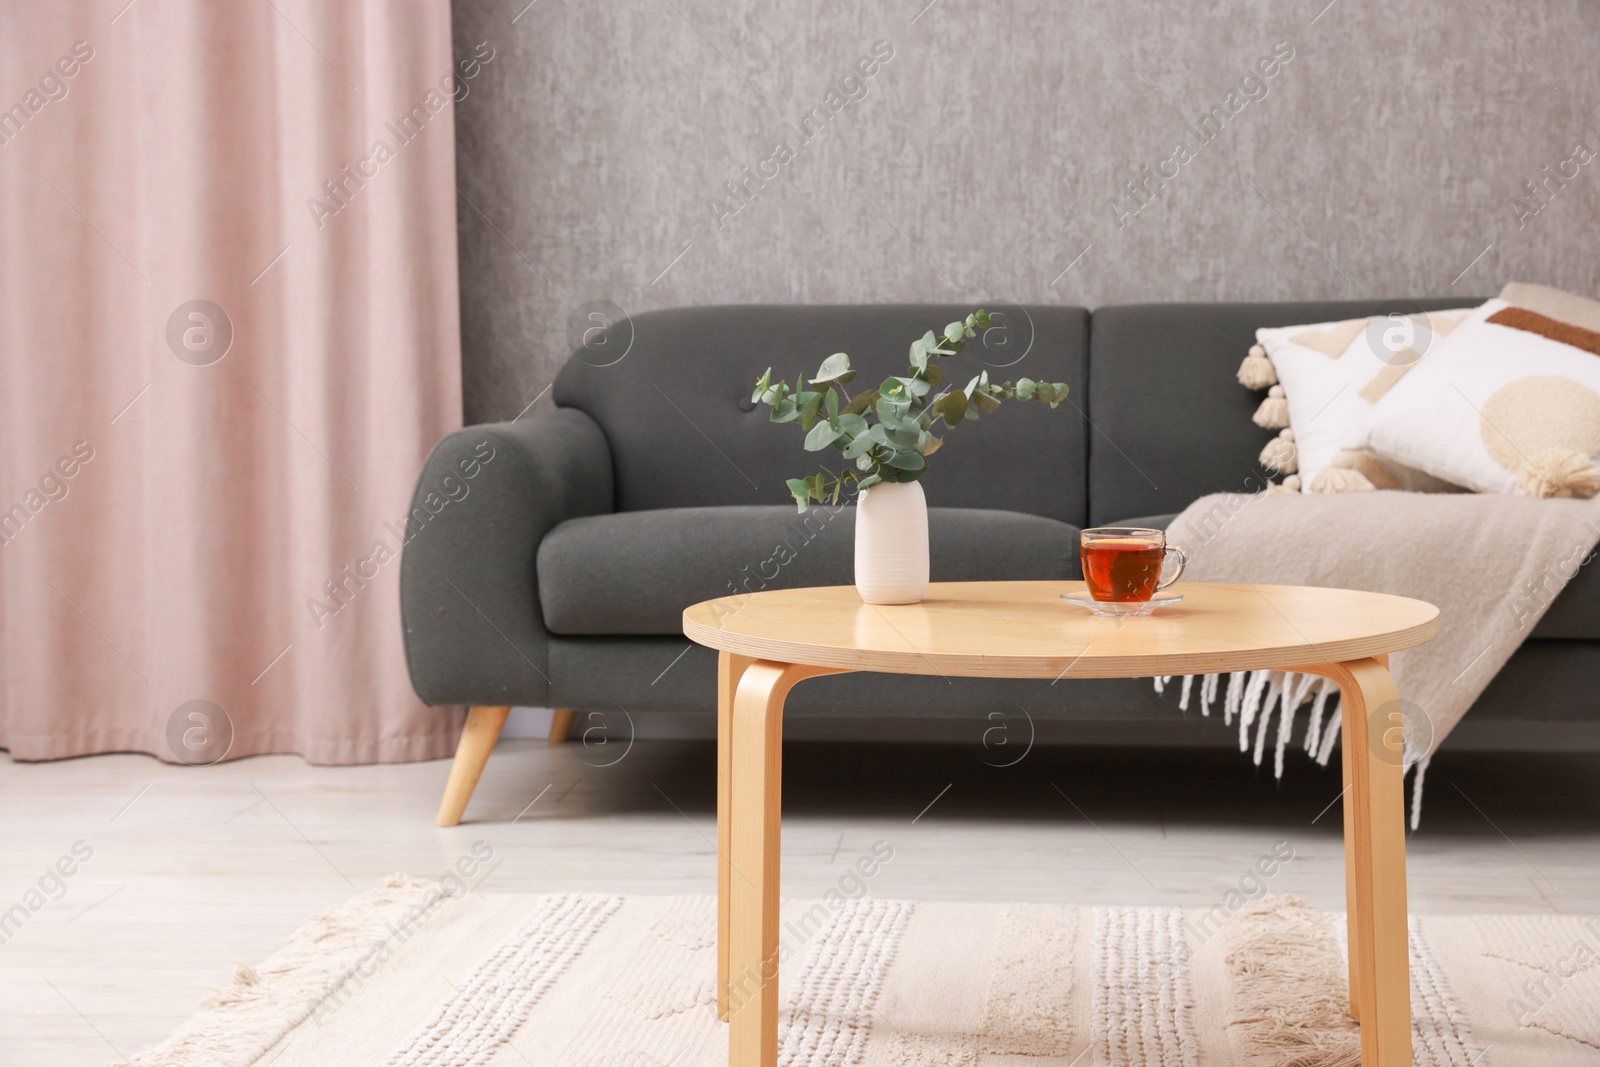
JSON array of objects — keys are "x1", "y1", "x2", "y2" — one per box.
[{"x1": 1079, "y1": 527, "x2": 1188, "y2": 603}]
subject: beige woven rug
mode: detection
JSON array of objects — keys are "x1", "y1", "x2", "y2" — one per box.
[{"x1": 123, "y1": 876, "x2": 1600, "y2": 1066}]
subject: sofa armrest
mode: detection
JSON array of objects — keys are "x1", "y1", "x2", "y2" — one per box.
[{"x1": 400, "y1": 408, "x2": 614, "y2": 706}]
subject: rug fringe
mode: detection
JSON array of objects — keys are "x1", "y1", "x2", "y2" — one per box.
[
  {"x1": 1223, "y1": 895, "x2": 1361, "y2": 1067},
  {"x1": 117, "y1": 874, "x2": 444, "y2": 1067}
]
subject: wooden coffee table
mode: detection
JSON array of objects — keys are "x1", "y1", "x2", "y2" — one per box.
[{"x1": 683, "y1": 580, "x2": 1439, "y2": 1067}]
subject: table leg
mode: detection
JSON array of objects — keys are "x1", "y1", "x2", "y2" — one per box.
[
  {"x1": 1340, "y1": 703, "x2": 1362, "y2": 1021},
  {"x1": 717, "y1": 651, "x2": 754, "y2": 1021},
  {"x1": 724, "y1": 661, "x2": 841, "y2": 1067},
  {"x1": 1324, "y1": 657, "x2": 1412, "y2": 1067}
]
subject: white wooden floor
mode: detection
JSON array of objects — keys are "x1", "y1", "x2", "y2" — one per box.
[{"x1": 3, "y1": 737, "x2": 1597, "y2": 1065}]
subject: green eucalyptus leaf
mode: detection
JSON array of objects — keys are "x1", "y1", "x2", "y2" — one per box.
[
  {"x1": 843, "y1": 388, "x2": 878, "y2": 416},
  {"x1": 825, "y1": 386, "x2": 839, "y2": 420},
  {"x1": 972, "y1": 388, "x2": 1002, "y2": 414},
  {"x1": 837, "y1": 413, "x2": 868, "y2": 436},
  {"x1": 857, "y1": 472, "x2": 883, "y2": 490},
  {"x1": 804, "y1": 421, "x2": 842, "y2": 451},
  {"x1": 895, "y1": 375, "x2": 930, "y2": 398},
  {"x1": 908, "y1": 339, "x2": 928, "y2": 371},
  {"x1": 876, "y1": 397, "x2": 910, "y2": 424},
  {"x1": 931, "y1": 389, "x2": 967, "y2": 427},
  {"x1": 842, "y1": 434, "x2": 875, "y2": 458},
  {"x1": 800, "y1": 393, "x2": 822, "y2": 430},
  {"x1": 922, "y1": 363, "x2": 944, "y2": 387},
  {"x1": 810, "y1": 352, "x2": 855, "y2": 385},
  {"x1": 885, "y1": 449, "x2": 926, "y2": 471},
  {"x1": 1015, "y1": 377, "x2": 1036, "y2": 400},
  {"x1": 855, "y1": 452, "x2": 875, "y2": 471},
  {"x1": 771, "y1": 398, "x2": 800, "y2": 423},
  {"x1": 883, "y1": 421, "x2": 920, "y2": 449},
  {"x1": 944, "y1": 322, "x2": 965, "y2": 343}
]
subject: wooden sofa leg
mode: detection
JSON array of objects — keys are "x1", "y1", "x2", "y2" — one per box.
[
  {"x1": 436, "y1": 705, "x2": 511, "y2": 827},
  {"x1": 548, "y1": 707, "x2": 577, "y2": 743}
]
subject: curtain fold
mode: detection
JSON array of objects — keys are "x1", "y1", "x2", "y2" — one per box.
[{"x1": 0, "y1": 0, "x2": 463, "y2": 763}]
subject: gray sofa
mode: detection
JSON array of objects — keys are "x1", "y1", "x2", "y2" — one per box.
[{"x1": 402, "y1": 302, "x2": 1599, "y2": 763}]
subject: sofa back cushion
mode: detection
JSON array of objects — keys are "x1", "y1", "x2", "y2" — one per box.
[
  {"x1": 553, "y1": 304, "x2": 1090, "y2": 525},
  {"x1": 1086, "y1": 299, "x2": 1482, "y2": 524}
]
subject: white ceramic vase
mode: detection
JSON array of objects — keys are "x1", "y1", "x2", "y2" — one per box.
[{"x1": 854, "y1": 480, "x2": 929, "y2": 604}]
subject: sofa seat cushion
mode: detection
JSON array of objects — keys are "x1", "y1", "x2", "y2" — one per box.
[
  {"x1": 1113, "y1": 512, "x2": 1600, "y2": 641},
  {"x1": 539, "y1": 505, "x2": 1080, "y2": 635}
]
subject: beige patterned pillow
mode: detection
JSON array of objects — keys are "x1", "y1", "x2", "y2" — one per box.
[{"x1": 1367, "y1": 293, "x2": 1600, "y2": 497}]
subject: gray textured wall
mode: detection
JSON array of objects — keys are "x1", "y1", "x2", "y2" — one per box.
[{"x1": 451, "y1": 0, "x2": 1600, "y2": 424}]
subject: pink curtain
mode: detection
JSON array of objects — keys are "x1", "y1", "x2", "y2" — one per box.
[{"x1": 0, "y1": 1, "x2": 463, "y2": 763}]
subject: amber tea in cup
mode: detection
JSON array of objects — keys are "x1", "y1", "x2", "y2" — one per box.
[{"x1": 1080, "y1": 527, "x2": 1187, "y2": 602}]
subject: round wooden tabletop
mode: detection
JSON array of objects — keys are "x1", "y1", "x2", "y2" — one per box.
[{"x1": 683, "y1": 581, "x2": 1439, "y2": 679}]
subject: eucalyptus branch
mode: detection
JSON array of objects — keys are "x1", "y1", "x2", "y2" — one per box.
[{"x1": 752, "y1": 309, "x2": 1069, "y2": 511}]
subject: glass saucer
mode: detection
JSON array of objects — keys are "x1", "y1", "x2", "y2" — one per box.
[{"x1": 1060, "y1": 591, "x2": 1183, "y2": 617}]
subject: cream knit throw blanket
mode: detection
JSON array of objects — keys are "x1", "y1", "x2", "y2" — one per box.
[{"x1": 1160, "y1": 491, "x2": 1600, "y2": 827}]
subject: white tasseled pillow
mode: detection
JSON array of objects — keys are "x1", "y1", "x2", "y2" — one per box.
[{"x1": 1238, "y1": 308, "x2": 1473, "y2": 493}]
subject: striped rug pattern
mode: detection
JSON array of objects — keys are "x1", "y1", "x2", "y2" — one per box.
[{"x1": 122, "y1": 878, "x2": 1597, "y2": 1067}]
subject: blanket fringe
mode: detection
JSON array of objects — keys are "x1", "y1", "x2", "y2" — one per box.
[
  {"x1": 1410, "y1": 754, "x2": 1431, "y2": 832},
  {"x1": 1223, "y1": 671, "x2": 1246, "y2": 725},
  {"x1": 1252, "y1": 673, "x2": 1285, "y2": 765},
  {"x1": 1157, "y1": 672, "x2": 1429, "y2": 826},
  {"x1": 1304, "y1": 679, "x2": 1336, "y2": 756},
  {"x1": 1239, "y1": 671, "x2": 1271, "y2": 754},
  {"x1": 1274, "y1": 674, "x2": 1316, "y2": 778},
  {"x1": 1200, "y1": 672, "x2": 1220, "y2": 716},
  {"x1": 1316, "y1": 708, "x2": 1341, "y2": 766}
]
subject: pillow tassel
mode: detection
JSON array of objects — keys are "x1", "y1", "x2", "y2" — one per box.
[
  {"x1": 1311, "y1": 450, "x2": 1379, "y2": 493},
  {"x1": 1237, "y1": 343, "x2": 1277, "y2": 389},
  {"x1": 1259, "y1": 428, "x2": 1297, "y2": 473},
  {"x1": 1252, "y1": 385, "x2": 1290, "y2": 428},
  {"x1": 1263, "y1": 474, "x2": 1302, "y2": 496},
  {"x1": 1516, "y1": 448, "x2": 1600, "y2": 499},
  {"x1": 1311, "y1": 465, "x2": 1375, "y2": 493}
]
